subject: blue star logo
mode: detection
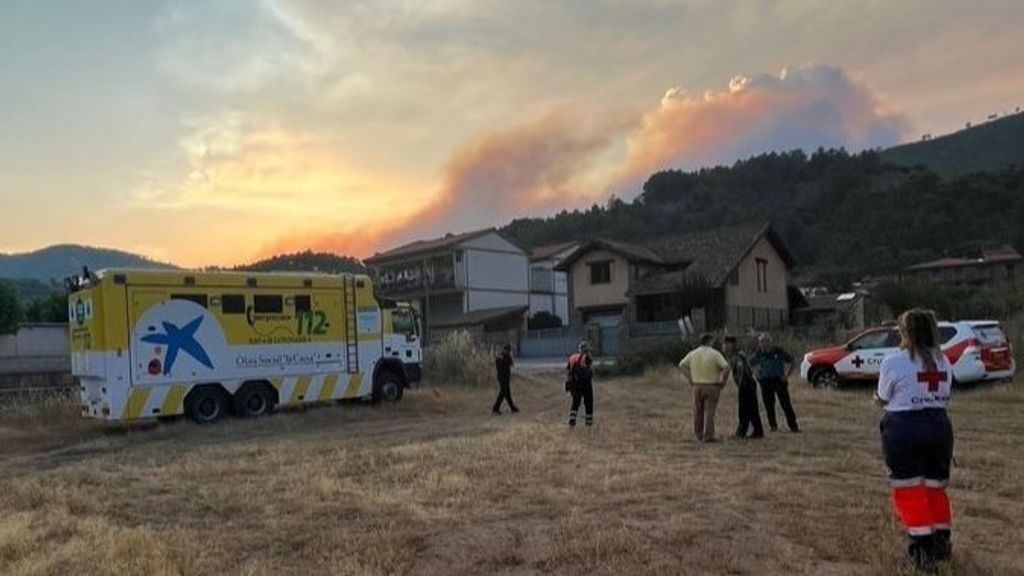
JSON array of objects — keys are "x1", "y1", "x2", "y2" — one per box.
[{"x1": 141, "y1": 315, "x2": 214, "y2": 375}]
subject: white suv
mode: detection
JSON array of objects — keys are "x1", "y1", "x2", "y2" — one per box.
[{"x1": 800, "y1": 320, "x2": 1015, "y2": 388}]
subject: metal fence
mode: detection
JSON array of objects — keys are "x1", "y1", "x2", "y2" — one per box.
[
  {"x1": 520, "y1": 326, "x2": 584, "y2": 358},
  {"x1": 629, "y1": 321, "x2": 681, "y2": 337},
  {"x1": 725, "y1": 307, "x2": 787, "y2": 331}
]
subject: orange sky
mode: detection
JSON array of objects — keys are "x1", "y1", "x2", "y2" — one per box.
[{"x1": 2, "y1": 1, "x2": 1022, "y2": 267}]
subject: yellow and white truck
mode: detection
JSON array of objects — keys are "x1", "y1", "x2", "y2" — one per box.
[{"x1": 67, "y1": 269, "x2": 421, "y2": 423}]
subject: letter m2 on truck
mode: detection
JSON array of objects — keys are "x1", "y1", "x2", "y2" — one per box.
[{"x1": 68, "y1": 269, "x2": 422, "y2": 423}]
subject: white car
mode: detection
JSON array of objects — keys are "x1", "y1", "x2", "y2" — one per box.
[{"x1": 800, "y1": 320, "x2": 1015, "y2": 388}]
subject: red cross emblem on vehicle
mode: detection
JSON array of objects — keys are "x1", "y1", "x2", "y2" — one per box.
[
  {"x1": 851, "y1": 355, "x2": 864, "y2": 368},
  {"x1": 917, "y1": 371, "x2": 947, "y2": 392}
]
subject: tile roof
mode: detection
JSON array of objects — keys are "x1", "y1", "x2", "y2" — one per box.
[
  {"x1": 906, "y1": 244, "x2": 1023, "y2": 270},
  {"x1": 431, "y1": 306, "x2": 528, "y2": 329},
  {"x1": 529, "y1": 241, "x2": 579, "y2": 262},
  {"x1": 366, "y1": 228, "x2": 495, "y2": 263}
]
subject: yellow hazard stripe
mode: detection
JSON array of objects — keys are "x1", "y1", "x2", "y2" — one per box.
[
  {"x1": 161, "y1": 384, "x2": 186, "y2": 416},
  {"x1": 318, "y1": 374, "x2": 340, "y2": 401},
  {"x1": 124, "y1": 387, "x2": 152, "y2": 420},
  {"x1": 290, "y1": 376, "x2": 312, "y2": 404},
  {"x1": 343, "y1": 373, "x2": 364, "y2": 398}
]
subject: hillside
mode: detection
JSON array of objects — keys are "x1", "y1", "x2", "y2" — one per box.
[
  {"x1": 0, "y1": 244, "x2": 175, "y2": 281},
  {"x1": 881, "y1": 111, "x2": 1024, "y2": 176},
  {"x1": 233, "y1": 250, "x2": 365, "y2": 274},
  {"x1": 504, "y1": 149, "x2": 1024, "y2": 285}
]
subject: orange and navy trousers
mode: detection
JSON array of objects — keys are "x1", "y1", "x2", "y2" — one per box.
[{"x1": 880, "y1": 408, "x2": 954, "y2": 537}]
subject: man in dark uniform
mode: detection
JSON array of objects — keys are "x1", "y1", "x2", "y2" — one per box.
[
  {"x1": 567, "y1": 341, "x2": 594, "y2": 427},
  {"x1": 724, "y1": 336, "x2": 764, "y2": 439},
  {"x1": 492, "y1": 344, "x2": 518, "y2": 414},
  {"x1": 751, "y1": 332, "x2": 799, "y2": 432}
]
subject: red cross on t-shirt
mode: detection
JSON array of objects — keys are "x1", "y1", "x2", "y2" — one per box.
[{"x1": 917, "y1": 370, "x2": 947, "y2": 392}]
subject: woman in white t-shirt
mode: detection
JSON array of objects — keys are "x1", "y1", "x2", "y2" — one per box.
[{"x1": 876, "y1": 309, "x2": 954, "y2": 572}]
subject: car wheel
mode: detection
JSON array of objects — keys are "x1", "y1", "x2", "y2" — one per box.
[
  {"x1": 185, "y1": 386, "x2": 229, "y2": 424},
  {"x1": 811, "y1": 368, "x2": 841, "y2": 390},
  {"x1": 233, "y1": 383, "x2": 276, "y2": 418},
  {"x1": 372, "y1": 371, "x2": 405, "y2": 404}
]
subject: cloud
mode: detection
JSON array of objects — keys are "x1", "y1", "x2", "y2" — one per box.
[
  {"x1": 260, "y1": 64, "x2": 909, "y2": 259},
  {"x1": 260, "y1": 111, "x2": 633, "y2": 257},
  {"x1": 615, "y1": 64, "x2": 909, "y2": 189}
]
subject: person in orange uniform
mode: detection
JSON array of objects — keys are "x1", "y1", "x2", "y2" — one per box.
[
  {"x1": 876, "y1": 310, "x2": 955, "y2": 572},
  {"x1": 566, "y1": 341, "x2": 595, "y2": 427}
]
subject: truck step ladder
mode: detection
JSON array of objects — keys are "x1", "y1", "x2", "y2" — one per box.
[{"x1": 344, "y1": 276, "x2": 360, "y2": 374}]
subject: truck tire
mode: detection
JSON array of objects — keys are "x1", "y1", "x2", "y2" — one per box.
[
  {"x1": 372, "y1": 371, "x2": 404, "y2": 404},
  {"x1": 233, "y1": 382, "x2": 276, "y2": 418},
  {"x1": 185, "y1": 386, "x2": 229, "y2": 424},
  {"x1": 810, "y1": 368, "x2": 841, "y2": 390}
]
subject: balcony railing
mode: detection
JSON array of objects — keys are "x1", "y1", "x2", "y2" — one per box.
[{"x1": 375, "y1": 268, "x2": 458, "y2": 293}]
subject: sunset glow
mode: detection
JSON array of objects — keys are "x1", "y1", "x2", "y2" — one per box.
[{"x1": 2, "y1": 1, "x2": 1022, "y2": 266}]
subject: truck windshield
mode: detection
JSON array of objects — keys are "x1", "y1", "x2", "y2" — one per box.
[{"x1": 393, "y1": 308, "x2": 418, "y2": 340}]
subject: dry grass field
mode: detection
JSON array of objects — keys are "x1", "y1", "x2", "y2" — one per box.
[{"x1": 1, "y1": 372, "x2": 1023, "y2": 576}]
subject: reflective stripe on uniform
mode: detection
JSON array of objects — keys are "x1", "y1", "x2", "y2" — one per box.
[{"x1": 890, "y1": 476, "x2": 924, "y2": 488}]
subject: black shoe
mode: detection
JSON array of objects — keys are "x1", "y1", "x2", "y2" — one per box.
[
  {"x1": 750, "y1": 432, "x2": 765, "y2": 439},
  {"x1": 492, "y1": 409, "x2": 501, "y2": 415},
  {"x1": 568, "y1": 419, "x2": 577, "y2": 427},
  {"x1": 789, "y1": 427, "x2": 801, "y2": 433},
  {"x1": 933, "y1": 531, "x2": 952, "y2": 562},
  {"x1": 908, "y1": 536, "x2": 938, "y2": 573},
  {"x1": 511, "y1": 407, "x2": 520, "y2": 413},
  {"x1": 769, "y1": 425, "x2": 779, "y2": 432}
]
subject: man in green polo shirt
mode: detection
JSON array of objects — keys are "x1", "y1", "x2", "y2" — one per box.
[
  {"x1": 679, "y1": 333, "x2": 731, "y2": 442},
  {"x1": 751, "y1": 332, "x2": 799, "y2": 432}
]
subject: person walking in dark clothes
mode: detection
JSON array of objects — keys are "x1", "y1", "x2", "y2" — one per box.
[
  {"x1": 566, "y1": 341, "x2": 595, "y2": 427},
  {"x1": 751, "y1": 332, "x2": 799, "y2": 432},
  {"x1": 492, "y1": 344, "x2": 518, "y2": 414},
  {"x1": 724, "y1": 336, "x2": 764, "y2": 439}
]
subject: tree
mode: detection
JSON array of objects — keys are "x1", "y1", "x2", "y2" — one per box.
[
  {"x1": 0, "y1": 281, "x2": 21, "y2": 335},
  {"x1": 23, "y1": 292, "x2": 69, "y2": 323},
  {"x1": 528, "y1": 311, "x2": 562, "y2": 330}
]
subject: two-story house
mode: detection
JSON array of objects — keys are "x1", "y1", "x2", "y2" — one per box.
[
  {"x1": 366, "y1": 229, "x2": 575, "y2": 340},
  {"x1": 903, "y1": 244, "x2": 1022, "y2": 287},
  {"x1": 555, "y1": 223, "x2": 794, "y2": 332},
  {"x1": 528, "y1": 242, "x2": 577, "y2": 325}
]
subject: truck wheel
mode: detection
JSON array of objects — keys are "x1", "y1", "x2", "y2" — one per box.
[
  {"x1": 185, "y1": 386, "x2": 229, "y2": 424},
  {"x1": 372, "y1": 371, "x2": 404, "y2": 404},
  {"x1": 233, "y1": 383, "x2": 276, "y2": 418},
  {"x1": 810, "y1": 368, "x2": 840, "y2": 390}
]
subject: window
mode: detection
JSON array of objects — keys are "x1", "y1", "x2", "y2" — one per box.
[
  {"x1": 392, "y1": 308, "x2": 418, "y2": 341},
  {"x1": 849, "y1": 329, "x2": 894, "y2": 350},
  {"x1": 221, "y1": 294, "x2": 245, "y2": 314},
  {"x1": 728, "y1": 268, "x2": 739, "y2": 286},
  {"x1": 755, "y1": 258, "x2": 768, "y2": 293},
  {"x1": 253, "y1": 294, "x2": 283, "y2": 314},
  {"x1": 294, "y1": 295, "x2": 311, "y2": 313},
  {"x1": 938, "y1": 326, "x2": 957, "y2": 345},
  {"x1": 170, "y1": 293, "x2": 208, "y2": 308},
  {"x1": 589, "y1": 261, "x2": 612, "y2": 285}
]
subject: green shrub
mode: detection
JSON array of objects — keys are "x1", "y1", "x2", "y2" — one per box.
[
  {"x1": 423, "y1": 330, "x2": 495, "y2": 388},
  {"x1": 606, "y1": 336, "x2": 695, "y2": 376}
]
